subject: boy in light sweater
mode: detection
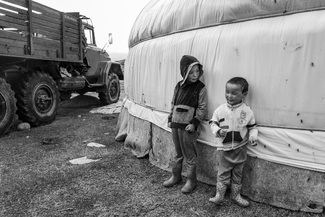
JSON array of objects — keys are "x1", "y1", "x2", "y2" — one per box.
[{"x1": 209, "y1": 77, "x2": 257, "y2": 207}]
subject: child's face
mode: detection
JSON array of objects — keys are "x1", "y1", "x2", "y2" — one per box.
[
  {"x1": 187, "y1": 65, "x2": 200, "y2": 83},
  {"x1": 225, "y1": 83, "x2": 247, "y2": 106}
]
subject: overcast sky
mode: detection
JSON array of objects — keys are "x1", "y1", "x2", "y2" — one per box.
[{"x1": 34, "y1": 0, "x2": 151, "y2": 56}]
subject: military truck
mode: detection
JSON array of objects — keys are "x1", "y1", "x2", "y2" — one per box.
[{"x1": 0, "y1": 0, "x2": 123, "y2": 136}]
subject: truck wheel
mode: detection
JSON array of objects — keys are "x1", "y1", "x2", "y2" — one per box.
[
  {"x1": 99, "y1": 73, "x2": 120, "y2": 105},
  {"x1": 15, "y1": 71, "x2": 59, "y2": 126},
  {"x1": 0, "y1": 78, "x2": 17, "y2": 136}
]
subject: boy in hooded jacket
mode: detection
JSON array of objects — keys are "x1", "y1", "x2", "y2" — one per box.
[{"x1": 163, "y1": 55, "x2": 207, "y2": 193}]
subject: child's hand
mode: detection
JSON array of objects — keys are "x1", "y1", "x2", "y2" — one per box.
[
  {"x1": 249, "y1": 135, "x2": 257, "y2": 146},
  {"x1": 167, "y1": 122, "x2": 171, "y2": 128},
  {"x1": 185, "y1": 124, "x2": 195, "y2": 133},
  {"x1": 218, "y1": 129, "x2": 227, "y2": 137}
]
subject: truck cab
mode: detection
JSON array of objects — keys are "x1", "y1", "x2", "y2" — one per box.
[{"x1": 59, "y1": 15, "x2": 123, "y2": 104}]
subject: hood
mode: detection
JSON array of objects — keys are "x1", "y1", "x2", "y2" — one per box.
[{"x1": 180, "y1": 55, "x2": 203, "y2": 86}]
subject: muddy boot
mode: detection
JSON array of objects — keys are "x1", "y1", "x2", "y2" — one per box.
[
  {"x1": 181, "y1": 165, "x2": 196, "y2": 194},
  {"x1": 163, "y1": 158, "x2": 182, "y2": 187},
  {"x1": 231, "y1": 184, "x2": 249, "y2": 207},
  {"x1": 209, "y1": 182, "x2": 227, "y2": 205}
]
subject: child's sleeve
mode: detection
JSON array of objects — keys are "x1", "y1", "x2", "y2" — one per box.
[
  {"x1": 247, "y1": 112, "x2": 258, "y2": 139},
  {"x1": 190, "y1": 86, "x2": 207, "y2": 128},
  {"x1": 209, "y1": 108, "x2": 221, "y2": 137},
  {"x1": 167, "y1": 84, "x2": 178, "y2": 124}
]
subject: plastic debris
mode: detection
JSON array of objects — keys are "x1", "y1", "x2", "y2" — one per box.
[
  {"x1": 87, "y1": 142, "x2": 106, "y2": 148},
  {"x1": 17, "y1": 122, "x2": 31, "y2": 131},
  {"x1": 42, "y1": 137, "x2": 60, "y2": 145},
  {"x1": 90, "y1": 101, "x2": 122, "y2": 114},
  {"x1": 69, "y1": 156, "x2": 101, "y2": 165}
]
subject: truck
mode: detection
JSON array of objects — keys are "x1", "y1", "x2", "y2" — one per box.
[{"x1": 0, "y1": 0, "x2": 123, "y2": 136}]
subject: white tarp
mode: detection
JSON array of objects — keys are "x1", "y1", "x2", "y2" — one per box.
[
  {"x1": 123, "y1": 99, "x2": 325, "y2": 172},
  {"x1": 124, "y1": 0, "x2": 325, "y2": 172}
]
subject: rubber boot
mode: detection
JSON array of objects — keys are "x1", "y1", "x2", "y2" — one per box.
[
  {"x1": 231, "y1": 184, "x2": 249, "y2": 207},
  {"x1": 181, "y1": 164, "x2": 196, "y2": 194},
  {"x1": 163, "y1": 158, "x2": 182, "y2": 187},
  {"x1": 209, "y1": 182, "x2": 227, "y2": 205}
]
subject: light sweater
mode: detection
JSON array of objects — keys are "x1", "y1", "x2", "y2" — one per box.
[{"x1": 210, "y1": 102, "x2": 258, "y2": 151}]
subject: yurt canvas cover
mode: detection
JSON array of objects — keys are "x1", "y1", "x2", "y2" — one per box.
[{"x1": 124, "y1": 0, "x2": 325, "y2": 172}]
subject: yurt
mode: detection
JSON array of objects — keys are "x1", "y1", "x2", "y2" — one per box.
[{"x1": 116, "y1": 0, "x2": 325, "y2": 213}]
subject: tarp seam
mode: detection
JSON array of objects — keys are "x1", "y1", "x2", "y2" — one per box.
[{"x1": 129, "y1": 7, "x2": 325, "y2": 49}]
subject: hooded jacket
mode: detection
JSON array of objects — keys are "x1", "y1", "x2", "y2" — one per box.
[{"x1": 168, "y1": 55, "x2": 207, "y2": 130}]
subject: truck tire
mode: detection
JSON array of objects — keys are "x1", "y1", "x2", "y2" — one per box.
[
  {"x1": 0, "y1": 78, "x2": 17, "y2": 136},
  {"x1": 99, "y1": 73, "x2": 120, "y2": 105},
  {"x1": 15, "y1": 71, "x2": 59, "y2": 126}
]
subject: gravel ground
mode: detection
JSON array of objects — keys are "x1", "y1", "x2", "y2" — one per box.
[{"x1": 0, "y1": 89, "x2": 324, "y2": 216}]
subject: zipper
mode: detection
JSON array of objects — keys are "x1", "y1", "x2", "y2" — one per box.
[{"x1": 231, "y1": 106, "x2": 234, "y2": 149}]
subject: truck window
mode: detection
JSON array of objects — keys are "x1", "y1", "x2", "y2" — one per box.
[{"x1": 84, "y1": 28, "x2": 95, "y2": 45}]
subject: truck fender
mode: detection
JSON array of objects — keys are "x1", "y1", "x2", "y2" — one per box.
[
  {"x1": 96, "y1": 61, "x2": 123, "y2": 84},
  {"x1": 95, "y1": 61, "x2": 122, "y2": 105},
  {"x1": 103, "y1": 61, "x2": 123, "y2": 81}
]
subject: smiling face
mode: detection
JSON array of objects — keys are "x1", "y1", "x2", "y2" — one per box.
[
  {"x1": 186, "y1": 65, "x2": 200, "y2": 83},
  {"x1": 225, "y1": 82, "x2": 247, "y2": 106}
]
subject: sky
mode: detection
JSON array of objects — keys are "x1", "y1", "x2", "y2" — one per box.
[{"x1": 33, "y1": 0, "x2": 151, "y2": 60}]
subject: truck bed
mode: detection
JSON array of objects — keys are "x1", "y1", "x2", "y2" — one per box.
[{"x1": 0, "y1": 0, "x2": 83, "y2": 62}]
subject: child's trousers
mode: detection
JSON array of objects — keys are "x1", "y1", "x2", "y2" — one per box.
[
  {"x1": 217, "y1": 145, "x2": 247, "y2": 186},
  {"x1": 171, "y1": 128, "x2": 198, "y2": 166}
]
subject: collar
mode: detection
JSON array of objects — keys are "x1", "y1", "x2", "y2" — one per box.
[
  {"x1": 227, "y1": 101, "x2": 243, "y2": 110},
  {"x1": 180, "y1": 79, "x2": 198, "y2": 88}
]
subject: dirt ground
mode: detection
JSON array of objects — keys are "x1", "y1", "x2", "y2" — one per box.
[{"x1": 0, "y1": 84, "x2": 324, "y2": 217}]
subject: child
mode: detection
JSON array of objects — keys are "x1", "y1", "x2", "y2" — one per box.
[
  {"x1": 209, "y1": 77, "x2": 257, "y2": 207},
  {"x1": 163, "y1": 55, "x2": 207, "y2": 194}
]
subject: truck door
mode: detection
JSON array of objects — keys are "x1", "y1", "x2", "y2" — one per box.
[{"x1": 83, "y1": 27, "x2": 110, "y2": 77}]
